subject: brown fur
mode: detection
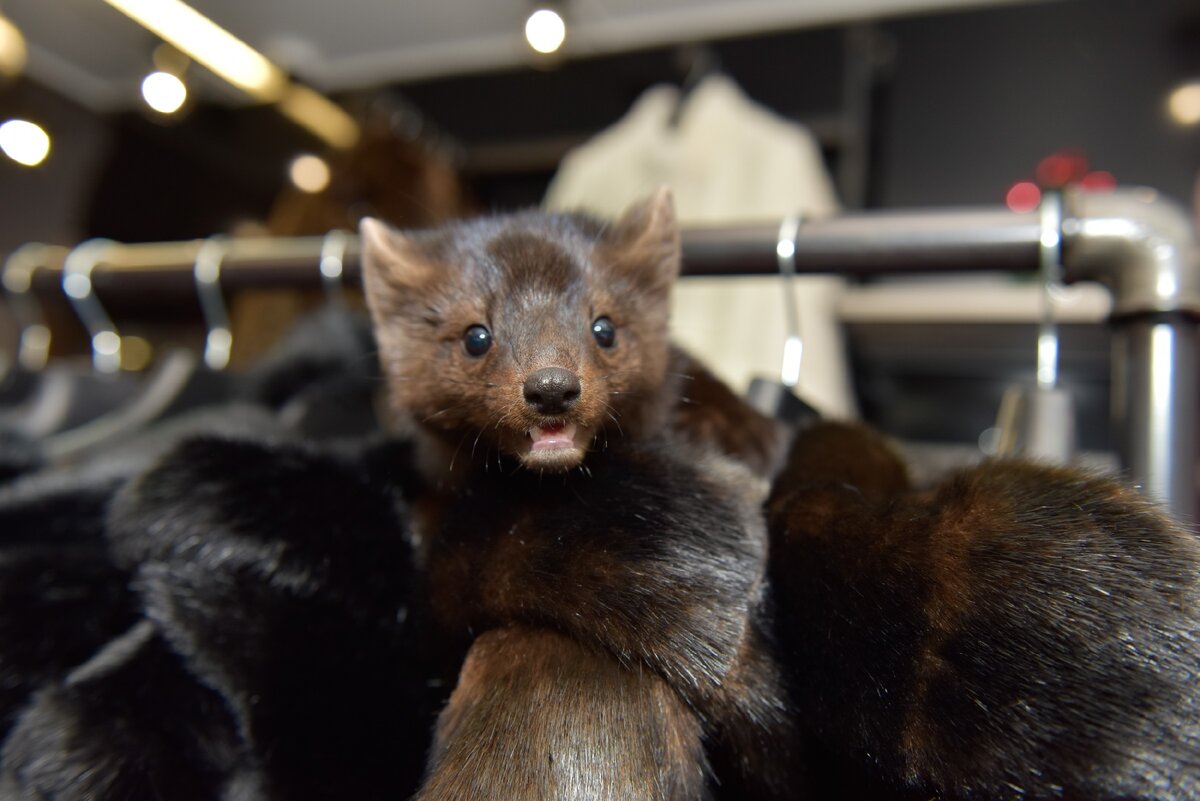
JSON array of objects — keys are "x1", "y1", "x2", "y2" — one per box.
[
  {"x1": 768, "y1": 421, "x2": 1200, "y2": 800},
  {"x1": 416, "y1": 626, "x2": 709, "y2": 801},
  {"x1": 670, "y1": 349, "x2": 786, "y2": 480}
]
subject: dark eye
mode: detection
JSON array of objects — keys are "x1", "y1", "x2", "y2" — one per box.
[
  {"x1": 463, "y1": 324, "x2": 492, "y2": 357},
  {"x1": 591, "y1": 316, "x2": 616, "y2": 349}
]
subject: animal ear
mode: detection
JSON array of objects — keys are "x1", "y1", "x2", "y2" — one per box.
[
  {"x1": 607, "y1": 187, "x2": 681, "y2": 294},
  {"x1": 358, "y1": 217, "x2": 437, "y2": 310}
]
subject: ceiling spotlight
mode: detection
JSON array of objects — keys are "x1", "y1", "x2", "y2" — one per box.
[
  {"x1": 141, "y1": 70, "x2": 188, "y2": 114},
  {"x1": 1167, "y1": 80, "x2": 1200, "y2": 127},
  {"x1": 525, "y1": 8, "x2": 566, "y2": 55},
  {"x1": 0, "y1": 14, "x2": 27, "y2": 78},
  {"x1": 289, "y1": 153, "x2": 330, "y2": 194},
  {"x1": 100, "y1": 0, "x2": 285, "y2": 100},
  {"x1": 0, "y1": 119, "x2": 50, "y2": 167}
]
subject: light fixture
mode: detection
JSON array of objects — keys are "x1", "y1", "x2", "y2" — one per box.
[
  {"x1": 1167, "y1": 80, "x2": 1200, "y2": 127},
  {"x1": 289, "y1": 153, "x2": 330, "y2": 194},
  {"x1": 141, "y1": 70, "x2": 188, "y2": 114},
  {"x1": 525, "y1": 8, "x2": 566, "y2": 55},
  {"x1": 100, "y1": 0, "x2": 285, "y2": 100},
  {"x1": 0, "y1": 13, "x2": 27, "y2": 78},
  {"x1": 0, "y1": 119, "x2": 50, "y2": 167},
  {"x1": 99, "y1": 0, "x2": 360, "y2": 149}
]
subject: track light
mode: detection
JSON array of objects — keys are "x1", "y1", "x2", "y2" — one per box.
[
  {"x1": 525, "y1": 8, "x2": 566, "y2": 55},
  {"x1": 99, "y1": 0, "x2": 360, "y2": 149},
  {"x1": 0, "y1": 119, "x2": 50, "y2": 167},
  {"x1": 1167, "y1": 80, "x2": 1200, "y2": 127},
  {"x1": 141, "y1": 70, "x2": 188, "y2": 114},
  {"x1": 288, "y1": 154, "x2": 330, "y2": 194},
  {"x1": 0, "y1": 13, "x2": 27, "y2": 78},
  {"x1": 100, "y1": 0, "x2": 284, "y2": 99}
]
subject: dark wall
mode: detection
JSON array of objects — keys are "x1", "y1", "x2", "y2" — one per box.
[
  {"x1": 0, "y1": 80, "x2": 109, "y2": 254},
  {"x1": 397, "y1": 0, "x2": 1200, "y2": 210},
  {"x1": 878, "y1": 0, "x2": 1200, "y2": 207}
]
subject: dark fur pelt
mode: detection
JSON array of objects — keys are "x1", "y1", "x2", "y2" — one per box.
[
  {"x1": 1, "y1": 433, "x2": 434, "y2": 799},
  {"x1": 769, "y1": 421, "x2": 1200, "y2": 801},
  {"x1": 0, "y1": 458, "x2": 143, "y2": 742},
  {"x1": 411, "y1": 434, "x2": 792, "y2": 800},
  {"x1": 0, "y1": 423, "x2": 795, "y2": 799},
  {"x1": 2, "y1": 621, "x2": 243, "y2": 800},
  {"x1": 0, "y1": 308, "x2": 389, "y2": 759},
  {"x1": 4, "y1": 421, "x2": 1199, "y2": 799}
]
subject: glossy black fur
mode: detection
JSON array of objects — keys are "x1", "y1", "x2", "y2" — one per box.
[
  {"x1": 0, "y1": 433, "x2": 438, "y2": 799},
  {"x1": 0, "y1": 463, "x2": 140, "y2": 742},
  {"x1": 2, "y1": 621, "x2": 242, "y2": 800}
]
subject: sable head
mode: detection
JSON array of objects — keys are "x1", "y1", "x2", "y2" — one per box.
[{"x1": 360, "y1": 189, "x2": 680, "y2": 472}]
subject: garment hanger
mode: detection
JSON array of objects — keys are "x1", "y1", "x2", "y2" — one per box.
[
  {"x1": 990, "y1": 190, "x2": 1075, "y2": 463},
  {"x1": 667, "y1": 44, "x2": 721, "y2": 128},
  {"x1": 273, "y1": 228, "x2": 381, "y2": 438},
  {"x1": 44, "y1": 238, "x2": 237, "y2": 461},
  {"x1": 0, "y1": 243, "x2": 60, "y2": 408},
  {"x1": 745, "y1": 214, "x2": 822, "y2": 425},
  {"x1": 0, "y1": 240, "x2": 139, "y2": 439},
  {"x1": 319, "y1": 228, "x2": 349, "y2": 308}
]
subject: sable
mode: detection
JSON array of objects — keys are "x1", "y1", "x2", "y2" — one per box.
[{"x1": 360, "y1": 190, "x2": 795, "y2": 800}]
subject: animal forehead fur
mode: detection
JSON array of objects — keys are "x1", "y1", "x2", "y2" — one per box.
[{"x1": 416, "y1": 212, "x2": 613, "y2": 299}]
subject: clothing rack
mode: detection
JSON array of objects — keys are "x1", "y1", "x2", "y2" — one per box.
[{"x1": 4, "y1": 188, "x2": 1197, "y2": 524}]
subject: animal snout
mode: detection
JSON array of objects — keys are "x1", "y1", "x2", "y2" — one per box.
[{"x1": 523, "y1": 367, "x2": 581, "y2": 415}]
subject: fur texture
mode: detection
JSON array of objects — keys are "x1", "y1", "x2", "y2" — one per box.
[
  {"x1": 360, "y1": 190, "x2": 795, "y2": 800},
  {"x1": 3, "y1": 195, "x2": 1199, "y2": 801},
  {"x1": 0, "y1": 434, "x2": 435, "y2": 800},
  {"x1": 769, "y1": 421, "x2": 1200, "y2": 800},
  {"x1": 417, "y1": 626, "x2": 709, "y2": 801}
]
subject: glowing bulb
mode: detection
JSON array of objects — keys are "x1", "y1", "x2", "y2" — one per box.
[
  {"x1": 289, "y1": 154, "x2": 330, "y2": 193},
  {"x1": 0, "y1": 14, "x2": 28, "y2": 78},
  {"x1": 141, "y1": 71, "x2": 187, "y2": 114},
  {"x1": 525, "y1": 8, "x2": 565, "y2": 54},
  {"x1": 1167, "y1": 81, "x2": 1200, "y2": 126},
  {"x1": 100, "y1": 0, "x2": 286, "y2": 100},
  {"x1": 0, "y1": 119, "x2": 50, "y2": 166}
]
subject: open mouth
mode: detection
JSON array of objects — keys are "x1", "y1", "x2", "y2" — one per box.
[
  {"x1": 521, "y1": 422, "x2": 587, "y2": 470},
  {"x1": 528, "y1": 422, "x2": 578, "y2": 452}
]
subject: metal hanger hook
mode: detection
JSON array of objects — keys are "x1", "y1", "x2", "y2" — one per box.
[
  {"x1": 3, "y1": 243, "x2": 65, "y2": 372},
  {"x1": 193, "y1": 237, "x2": 233, "y2": 371},
  {"x1": 776, "y1": 213, "x2": 804, "y2": 387},
  {"x1": 319, "y1": 228, "x2": 349, "y2": 305},
  {"x1": 1037, "y1": 190, "x2": 1064, "y2": 391},
  {"x1": 62, "y1": 238, "x2": 121, "y2": 373}
]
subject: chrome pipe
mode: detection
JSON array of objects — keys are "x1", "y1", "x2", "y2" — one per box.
[
  {"x1": 1064, "y1": 189, "x2": 1200, "y2": 526},
  {"x1": 1111, "y1": 316, "x2": 1197, "y2": 523}
]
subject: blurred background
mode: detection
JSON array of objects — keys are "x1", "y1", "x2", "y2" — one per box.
[{"x1": 0, "y1": 0, "x2": 1198, "y2": 457}]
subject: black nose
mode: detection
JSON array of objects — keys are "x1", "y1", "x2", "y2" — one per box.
[{"x1": 523, "y1": 367, "x2": 581, "y2": 415}]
